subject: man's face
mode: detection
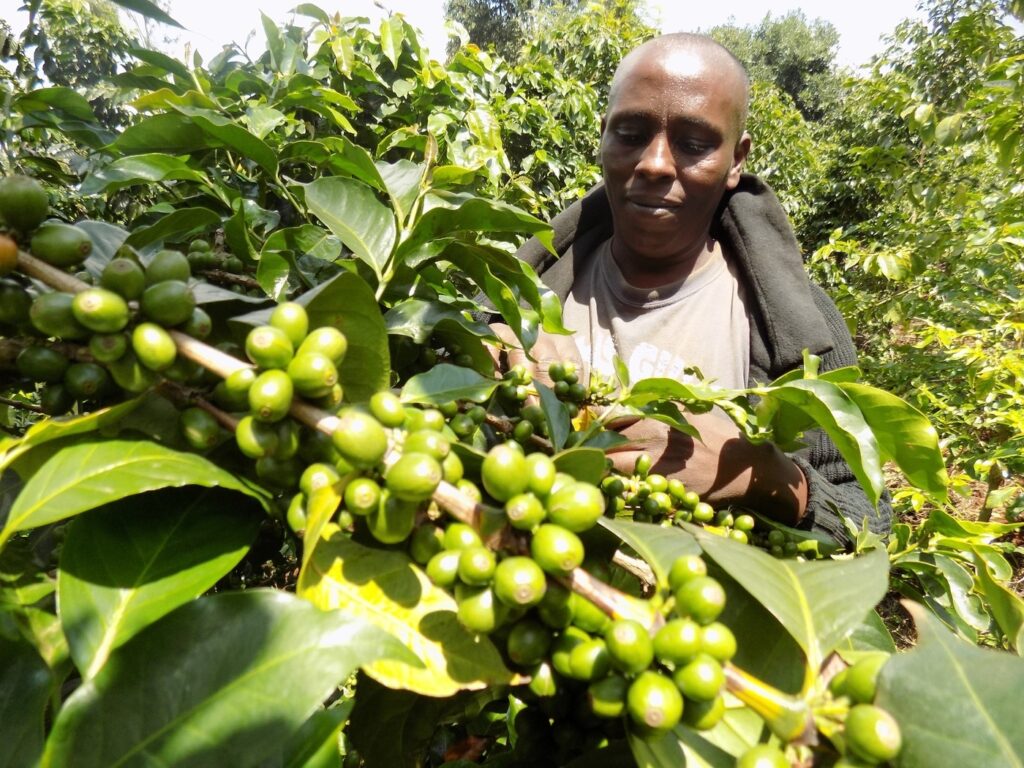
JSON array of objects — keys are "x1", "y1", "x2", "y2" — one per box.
[{"x1": 600, "y1": 48, "x2": 750, "y2": 269}]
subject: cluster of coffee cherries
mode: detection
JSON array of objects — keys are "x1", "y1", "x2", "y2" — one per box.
[{"x1": 825, "y1": 655, "x2": 903, "y2": 767}]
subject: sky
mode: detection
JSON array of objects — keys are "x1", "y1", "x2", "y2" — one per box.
[{"x1": 0, "y1": 0, "x2": 927, "y2": 71}]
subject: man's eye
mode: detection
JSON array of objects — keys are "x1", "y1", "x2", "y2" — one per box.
[
  {"x1": 677, "y1": 140, "x2": 712, "y2": 155},
  {"x1": 615, "y1": 129, "x2": 646, "y2": 145}
]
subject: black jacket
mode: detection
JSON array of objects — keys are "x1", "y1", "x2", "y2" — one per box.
[{"x1": 514, "y1": 174, "x2": 892, "y2": 545}]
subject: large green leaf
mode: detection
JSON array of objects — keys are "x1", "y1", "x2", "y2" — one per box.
[
  {"x1": 384, "y1": 299, "x2": 496, "y2": 344},
  {"x1": 58, "y1": 487, "x2": 263, "y2": 679},
  {"x1": 397, "y1": 192, "x2": 553, "y2": 263},
  {"x1": 838, "y1": 382, "x2": 948, "y2": 503},
  {"x1": 758, "y1": 379, "x2": 885, "y2": 506},
  {"x1": 971, "y1": 553, "x2": 1024, "y2": 653},
  {"x1": 108, "y1": 0, "x2": 183, "y2": 27},
  {"x1": 43, "y1": 591, "x2": 412, "y2": 768},
  {"x1": 598, "y1": 518, "x2": 700, "y2": 585},
  {"x1": 304, "y1": 176, "x2": 397, "y2": 279},
  {"x1": 694, "y1": 529, "x2": 889, "y2": 675},
  {"x1": 878, "y1": 602, "x2": 1024, "y2": 768},
  {"x1": 299, "y1": 272, "x2": 390, "y2": 402},
  {"x1": 400, "y1": 364, "x2": 498, "y2": 405},
  {"x1": 123, "y1": 207, "x2": 222, "y2": 249},
  {"x1": 80, "y1": 154, "x2": 209, "y2": 195},
  {"x1": 0, "y1": 630, "x2": 52, "y2": 768},
  {"x1": 0, "y1": 439, "x2": 261, "y2": 548},
  {"x1": 298, "y1": 528, "x2": 514, "y2": 697}
]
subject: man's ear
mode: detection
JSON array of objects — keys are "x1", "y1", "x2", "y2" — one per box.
[
  {"x1": 726, "y1": 131, "x2": 752, "y2": 189},
  {"x1": 600, "y1": 114, "x2": 607, "y2": 136}
]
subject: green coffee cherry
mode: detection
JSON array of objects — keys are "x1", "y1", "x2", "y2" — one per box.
[
  {"x1": 844, "y1": 705, "x2": 902, "y2": 764},
  {"x1": 505, "y1": 492, "x2": 546, "y2": 530},
  {"x1": 403, "y1": 430, "x2": 449, "y2": 460},
  {"x1": 16, "y1": 345, "x2": 69, "y2": 382},
  {"x1": 246, "y1": 325, "x2": 294, "y2": 370},
  {"x1": 672, "y1": 653, "x2": 724, "y2": 702},
  {"x1": 235, "y1": 415, "x2": 280, "y2": 459},
  {"x1": 89, "y1": 333, "x2": 128, "y2": 364},
  {"x1": 530, "y1": 524, "x2": 584, "y2": 575},
  {"x1": 344, "y1": 477, "x2": 382, "y2": 516},
  {"x1": 426, "y1": 549, "x2": 461, "y2": 587},
  {"x1": 736, "y1": 744, "x2": 789, "y2": 768},
  {"x1": 31, "y1": 222, "x2": 91, "y2": 267},
  {"x1": 700, "y1": 622, "x2": 737, "y2": 662},
  {"x1": 366, "y1": 492, "x2": 417, "y2": 544},
  {"x1": 369, "y1": 390, "x2": 406, "y2": 428},
  {"x1": 132, "y1": 322, "x2": 177, "y2": 371},
  {"x1": 668, "y1": 554, "x2": 708, "y2": 591},
  {"x1": 145, "y1": 250, "x2": 191, "y2": 284},
  {"x1": 481, "y1": 443, "x2": 529, "y2": 502},
  {"x1": 506, "y1": 619, "x2": 552, "y2": 667},
  {"x1": 269, "y1": 301, "x2": 309, "y2": 347},
  {"x1": 71, "y1": 288, "x2": 129, "y2": 333},
  {"x1": 567, "y1": 637, "x2": 611, "y2": 681},
  {"x1": 0, "y1": 175, "x2": 49, "y2": 231},
  {"x1": 180, "y1": 407, "x2": 222, "y2": 452},
  {"x1": 588, "y1": 674, "x2": 629, "y2": 719},
  {"x1": 248, "y1": 369, "x2": 293, "y2": 422},
  {"x1": 30, "y1": 292, "x2": 89, "y2": 339},
  {"x1": 545, "y1": 481, "x2": 606, "y2": 532},
  {"x1": 39, "y1": 383, "x2": 74, "y2": 414},
  {"x1": 332, "y1": 408, "x2": 387, "y2": 469},
  {"x1": 604, "y1": 619, "x2": 655, "y2": 674},
  {"x1": 386, "y1": 451, "x2": 442, "y2": 502},
  {"x1": 287, "y1": 352, "x2": 338, "y2": 398},
  {"x1": 627, "y1": 671, "x2": 684, "y2": 737},
  {"x1": 299, "y1": 462, "x2": 341, "y2": 497},
  {"x1": 180, "y1": 307, "x2": 212, "y2": 339},
  {"x1": 64, "y1": 362, "x2": 110, "y2": 400},
  {"x1": 654, "y1": 618, "x2": 703, "y2": 666},
  {"x1": 298, "y1": 326, "x2": 347, "y2": 366},
  {"x1": 443, "y1": 522, "x2": 482, "y2": 551},
  {"x1": 455, "y1": 584, "x2": 506, "y2": 634},
  {"x1": 675, "y1": 576, "x2": 727, "y2": 625},
  {"x1": 409, "y1": 524, "x2": 445, "y2": 565},
  {"x1": 458, "y1": 546, "x2": 497, "y2": 586},
  {"x1": 140, "y1": 280, "x2": 195, "y2": 327},
  {"x1": 492, "y1": 556, "x2": 547, "y2": 607}
]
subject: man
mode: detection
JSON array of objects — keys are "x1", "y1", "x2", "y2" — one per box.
[{"x1": 497, "y1": 33, "x2": 891, "y2": 545}]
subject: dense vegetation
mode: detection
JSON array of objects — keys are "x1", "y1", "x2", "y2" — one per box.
[{"x1": 0, "y1": 0, "x2": 1021, "y2": 766}]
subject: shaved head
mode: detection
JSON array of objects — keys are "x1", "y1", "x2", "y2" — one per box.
[{"x1": 607, "y1": 33, "x2": 750, "y2": 140}]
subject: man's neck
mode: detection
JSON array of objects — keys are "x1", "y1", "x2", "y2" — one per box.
[{"x1": 610, "y1": 234, "x2": 719, "y2": 289}]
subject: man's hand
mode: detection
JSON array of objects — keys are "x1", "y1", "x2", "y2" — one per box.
[
  {"x1": 489, "y1": 322, "x2": 583, "y2": 387},
  {"x1": 605, "y1": 409, "x2": 809, "y2": 525}
]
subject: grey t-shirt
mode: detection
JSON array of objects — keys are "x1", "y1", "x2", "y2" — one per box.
[{"x1": 562, "y1": 238, "x2": 750, "y2": 389}]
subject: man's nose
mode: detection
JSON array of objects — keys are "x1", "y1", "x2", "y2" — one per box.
[{"x1": 635, "y1": 133, "x2": 675, "y2": 178}]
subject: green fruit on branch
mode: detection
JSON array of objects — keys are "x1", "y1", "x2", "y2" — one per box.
[
  {"x1": 246, "y1": 325, "x2": 294, "y2": 370},
  {"x1": 699, "y1": 622, "x2": 737, "y2": 662},
  {"x1": 343, "y1": 477, "x2": 382, "y2": 516},
  {"x1": 30, "y1": 222, "x2": 92, "y2": 267},
  {"x1": 180, "y1": 307, "x2": 213, "y2": 339},
  {"x1": 681, "y1": 695, "x2": 725, "y2": 731},
  {"x1": 106, "y1": 351, "x2": 158, "y2": 393},
  {"x1": 0, "y1": 280, "x2": 32, "y2": 326},
  {"x1": 506, "y1": 619, "x2": 552, "y2": 667},
  {"x1": 140, "y1": 280, "x2": 195, "y2": 327},
  {"x1": 408, "y1": 524, "x2": 444, "y2": 564},
  {"x1": 481, "y1": 443, "x2": 529, "y2": 502},
  {"x1": 736, "y1": 744, "x2": 789, "y2": 768},
  {"x1": 653, "y1": 618, "x2": 702, "y2": 666},
  {"x1": 567, "y1": 637, "x2": 611, "y2": 681},
  {"x1": 675, "y1": 575, "x2": 726, "y2": 625},
  {"x1": 332, "y1": 408, "x2": 388, "y2": 469},
  {"x1": 369, "y1": 390, "x2": 406, "y2": 428},
  {"x1": 844, "y1": 704, "x2": 902, "y2": 764},
  {"x1": 131, "y1": 322, "x2": 177, "y2": 371},
  {"x1": 426, "y1": 549, "x2": 461, "y2": 587},
  {"x1": 545, "y1": 481, "x2": 606, "y2": 532},
  {"x1": 386, "y1": 451, "x2": 443, "y2": 502},
  {"x1": 299, "y1": 462, "x2": 341, "y2": 496},
  {"x1": 443, "y1": 522, "x2": 483, "y2": 551},
  {"x1": 63, "y1": 362, "x2": 111, "y2": 400},
  {"x1": 493, "y1": 556, "x2": 547, "y2": 607},
  {"x1": 269, "y1": 301, "x2": 309, "y2": 347},
  {"x1": 71, "y1": 287, "x2": 130, "y2": 333},
  {"x1": 366, "y1": 492, "x2": 417, "y2": 544},
  {"x1": 30, "y1": 292, "x2": 89, "y2": 339},
  {"x1": 235, "y1": 415, "x2": 280, "y2": 459},
  {"x1": 505, "y1": 492, "x2": 547, "y2": 530},
  {"x1": 88, "y1": 333, "x2": 128, "y2": 363},
  {"x1": 530, "y1": 523, "x2": 585, "y2": 575},
  {"x1": 403, "y1": 429, "x2": 449, "y2": 460},
  {"x1": 287, "y1": 352, "x2": 338, "y2": 399},
  {"x1": 39, "y1": 382, "x2": 74, "y2": 415},
  {"x1": 458, "y1": 545, "x2": 497, "y2": 586},
  {"x1": 626, "y1": 670, "x2": 684, "y2": 737},
  {"x1": 180, "y1": 407, "x2": 222, "y2": 451},
  {"x1": 455, "y1": 584, "x2": 506, "y2": 634},
  {"x1": 672, "y1": 653, "x2": 725, "y2": 702},
  {"x1": 248, "y1": 369, "x2": 293, "y2": 422},
  {"x1": 840, "y1": 653, "x2": 889, "y2": 705},
  {"x1": 100, "y1": 258, "x2": 146, "y2": 300},
  {"x1": 587, "y1": 674, "x2": 628, "y2": 718},
  {"x1": 145, "y1": 250, "x2": 191, "y2": 285},
  {"x1": 298, "y1": 326, "x2": 348, "y2": 366},
  {"x1": 0, "y1": 175, "x2": 49, "y2": 231},
  {"x1": 16, "y1": 345, "x2": 70, "y2": 383},
  {"x1": 604, "y1": 619, "x2": 654, "y2": 674},
  {"x1": 286, "y1": 492, "x2": 307, "y2": 533},
  {"x1": 668, "y1": 554, "x2": 708, "y2": 591}
]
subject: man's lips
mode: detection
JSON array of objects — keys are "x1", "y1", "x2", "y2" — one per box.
[{"x1": 626, "y1": 196, "x2": 682, "y2": 213}]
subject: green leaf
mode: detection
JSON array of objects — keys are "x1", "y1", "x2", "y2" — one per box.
[
  {"x1": 0, "y1": 631, "x2": 51, "y2": 768},
  {"x1": 304, "y1": 176, "x2": 397, "y2": 280},
  {"x1": 378, "y1": 159, "x2": 424, "y2": 226},
  {"x1": 877, "y1": 602, "x2": 1024, "y2": 768},
  {"x1": 124, "y1": 207, "x2": 222, "y2": 249},
  {"x1": 401, "y1": 365, "x2": 498, "y2": 405},
  {"x1": 279, "y1": 704, "x2": 352, "y2": 768},
  {"x1": 171, "y1": 106, "x2": 279, "y2": 175},
  {"x1": 836, "y1": 610, "x2": 898, "y2": 656},
  {"x1": 534, "y1": 381, "x2": 571, "y2": 451},
  {"x1": 108, "y1": 0, "x2": 183, "y2": 27},
  {"x1": 81, "y1": 154, "x2": 209, "y2": 195},
  {"x1": 397, "y1": 192, "x2": 552, "y2": 264},
  {"x1": 280, "y1": 137, "x2": 383, "y2": 189},
  {"x1": 43, "y1": 591, "x2": 411, "y2": 768},
  {"x1": 384, "y1": 299, "x2": 495, "y2": 344},
  {"x1": 300, "y1": 272, "x2": 390, "y2": 402},
  {"x1": 627, "y1": 728, "x2": 689, "y2": 768},
  {"x1": 298, "y1": 529, "x2": 514, "y2": 697},
  {"x1": 694, "y1": 529, "x2": 890, "y2": 674},
  {"x1": 972, "y1": 553, "x2": 1024, "y2": 653},
  {"x1": 553, "y1": 447, "x2": 607, "y2": 484},
  {"x1": 838, "y1": 383, "x2": 948, "y2": 503},
  {"x1": 759, "y1": 379, "x2": 885, "y2": 506},
  {"x1": 598, "y1": 517, "x2": 700, "y2": 585},
  {"x1": 379, "y1": 15, "x2": 405, "y2": 67},
  {"x1": 347, "y1": 677, "x2": 456, "y2": 768},
  {"x1": 58, "y1": 487, "x2": 263, "y2": 679},
  {"x1": 14, "y1": 86, "x2": 97, "y2": 122},
  {"x1": 0, "y1": 439, "x2": 262, "y2": 548}
]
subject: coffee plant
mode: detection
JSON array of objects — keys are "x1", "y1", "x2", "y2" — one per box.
[{"x1": 1, "y1": 3, "x2": 1022, "y2": 768}]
